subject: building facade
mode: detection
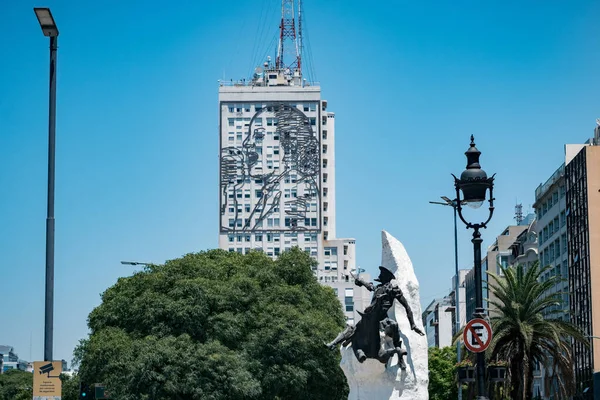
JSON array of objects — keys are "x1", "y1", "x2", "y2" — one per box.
[
  {"x1": 0, "y1": 346, "x2": 27, "y2": 373},
  {"x1": 565, "y1": 133, "x2": 600, "y2": 393},
  {"x1": 217, "y1": 64, "x2": 368, "y2": 323},
  {"x1": 422, "y1": 297, "x2": 453, "y2": 348},
  {"x1": 449, "y1": 269, "x2": 469, "y2": 336},
  {"x1": 508, "y1": 219, "x2": 538, "y2": 271},
  {"x1": 533, "y1": 165, "x2": 569, "y2": 322}
]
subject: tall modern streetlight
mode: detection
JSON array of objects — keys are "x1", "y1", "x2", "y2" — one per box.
[
  {"x1": 429, "y1": 196, "x2": 463, "y2": 400},
  {"x1": 34, "y1": 7, "x2": 59, "y2": 363},
  {"x1": 452, "y1": 135, "x2": 495, "y2": 400}
]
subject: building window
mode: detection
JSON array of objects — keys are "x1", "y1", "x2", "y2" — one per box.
[
  {"x1": 343, "y1": 245, "x2": 348, "y2": 255},
  {"x1": 228, "y1": 234, "x2": 234, "y2": 242},
  {"x1": 322, "y1": 130, "x2": 327, "y2": 140},
  {"x1": 345, "y1": 288, "x2": 354, "y2": 312},
  {"x1": 255, "y1": 234, "x2": 263, "y2": 242}
]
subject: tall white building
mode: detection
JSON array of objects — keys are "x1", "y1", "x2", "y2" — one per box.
[{"x1": 217, "y1": 59, "x2": 369, "y2": 323}]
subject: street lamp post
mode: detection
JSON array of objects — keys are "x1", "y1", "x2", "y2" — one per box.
[
  {"x1": 34, "y1": 7, "x2": 59, "y2": 363},
  {"x1": 452, "y1": 135, "x2": 495, "y2": 400},
  {"x1": 429, "y1": 196, "x2": 463, "y2": 400}
]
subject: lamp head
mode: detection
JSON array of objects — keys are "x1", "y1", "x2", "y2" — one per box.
[
  {"x1": 456, "y1": 135, "x2": 493, "y2": 209},
  {"x1": 34, "y1": 8, "x2": 59, "y2": 37}
]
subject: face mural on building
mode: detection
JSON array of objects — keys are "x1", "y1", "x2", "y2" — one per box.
[{"x1": 220, "y1": 103, "x2": 321, "y2": 233}]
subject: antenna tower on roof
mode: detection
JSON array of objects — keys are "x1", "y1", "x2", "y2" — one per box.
[
  {"x1": 515, "y1": 203, "x2": 524, "y2": 225},
  {"x1": 276, "y1": 0, "x2": 302, "y2": 76}
]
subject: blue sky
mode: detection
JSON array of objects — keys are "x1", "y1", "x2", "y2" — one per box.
[{"x1": 1, "y1": 0, "x2": 599, "y2": 363}]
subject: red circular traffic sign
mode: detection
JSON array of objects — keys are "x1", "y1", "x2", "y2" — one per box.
[{"x1": 463, "y1": 318, "x2": 492, "y2": 353}]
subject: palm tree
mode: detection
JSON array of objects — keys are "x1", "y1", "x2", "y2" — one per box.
[{"x1": 487, "y1": 261, "x2": 587, "y2": 400}]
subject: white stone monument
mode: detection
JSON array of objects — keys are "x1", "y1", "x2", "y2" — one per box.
[{"x1": 340, "y1": 230, "x2": 429, "y2": 400}]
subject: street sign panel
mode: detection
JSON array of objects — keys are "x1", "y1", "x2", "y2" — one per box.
[
  {"x1": 463, "y1": 318, "x2": 492, "y2": 353},
  {"x1": 33, "y1": 360, "x2": 62, "y2": 400}
]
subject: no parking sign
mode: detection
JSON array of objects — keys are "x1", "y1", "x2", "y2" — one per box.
[{"x1": 463, "y1": 318, "x2": 492, "y2": 353}]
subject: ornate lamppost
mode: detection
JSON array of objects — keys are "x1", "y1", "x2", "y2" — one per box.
[{"x1": 452, "y1": 135, "x2": 495, "y2": 400}]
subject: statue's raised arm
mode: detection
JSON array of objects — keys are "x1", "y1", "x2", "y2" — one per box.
[{"x1": 350, "y1": 270, "x2": 374, "y2": 292}]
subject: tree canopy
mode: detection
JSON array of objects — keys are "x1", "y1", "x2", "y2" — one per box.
[
  {"x1": 76, "y1": 248, "x2": 348, "y2": 400},
  {"x1": 0, "y1": 369, "x2": 32, "y2": 400},
  {"x1": 428, "y1": 346, "x2": 459, "y2": 400}
]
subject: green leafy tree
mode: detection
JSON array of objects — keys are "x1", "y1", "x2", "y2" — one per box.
[
  {"x1": 487, "y1": 262, "x2": 587, "y2": 400},
  {"x1": 76, "y1": 248, "x2": 348, "y2": 400},
  {"x1": 428, "y1": 346, "x2": 459, "y2": 400},
  {"x1": 0, "y1": 369, "x2": 32, "y2": 400},
  {"x1": 60, "y1": 373, "x2": 80, "y2": 400}
]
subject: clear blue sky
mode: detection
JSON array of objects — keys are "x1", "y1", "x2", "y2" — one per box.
[{"x1": 2, "y1": 0, "x2": 599, "y2": 364}]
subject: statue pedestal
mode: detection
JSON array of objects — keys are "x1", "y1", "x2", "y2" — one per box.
[
  {"x1": 340, "y1": 345, "x2": 417, "y2": 400},
  {"x1": 340, "y1": 231, "x2": 428, "y2": 400}
]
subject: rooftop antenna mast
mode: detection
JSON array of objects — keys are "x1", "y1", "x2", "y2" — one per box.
[
  {"x1": 515, "y1": 203, "x2": 523, "y2": 225},
  {"x1": 276, "y1": 0, "x2": 301, "y2": 75}
]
